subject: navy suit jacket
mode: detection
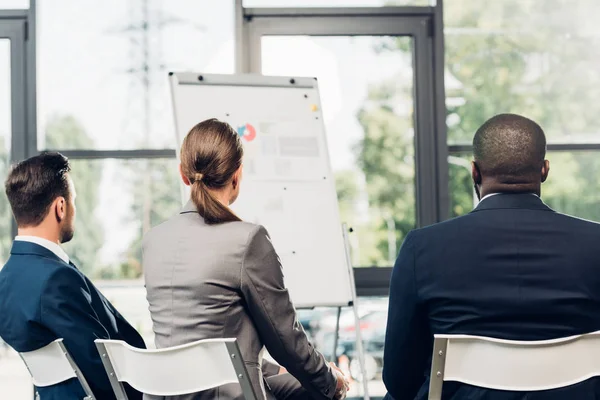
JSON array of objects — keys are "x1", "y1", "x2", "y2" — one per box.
[
  {"x1": 0, "y1": 241, "x2": 146, "y2": 400},
  {"x1": 383, "y1": 193, "x2": 600, "y2": 400}
]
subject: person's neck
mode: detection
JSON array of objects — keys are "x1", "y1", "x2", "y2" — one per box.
[
  {"x1": 209, "y1": 188, "x2": 231, "y2": 208},
  {"x1": 479, "y1": 180, "x2": 541, "y2": 200},
  {"x1": 17, "y1": 226, "x2": 60, "y2": 245}
]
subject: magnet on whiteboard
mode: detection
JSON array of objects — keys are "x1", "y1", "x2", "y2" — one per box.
[{"x1": 310, "y1": 104, "x2": 318, "y2": 112}]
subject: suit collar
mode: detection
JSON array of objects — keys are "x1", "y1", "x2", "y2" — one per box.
[
  {"x1": 14, "y1": 236, "x2": 69, "y2": 264},
  {"x1": 180, "y1": 200, "x2": 198, "y2": 214},
  {"x1": 472, "y1": 193, "x2": 553, "y2": 213},
  {"x1": 10, "y1": 240, "x2": 66, "y2": 265}
]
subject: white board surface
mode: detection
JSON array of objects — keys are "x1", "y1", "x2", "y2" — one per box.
[{"x1": 169, "y1": 73, "x2": 353, "y2": 308}]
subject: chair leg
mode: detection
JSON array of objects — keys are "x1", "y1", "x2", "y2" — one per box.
[{"x1": 428, "y1": 338, "x2": 448, "y2": 400}]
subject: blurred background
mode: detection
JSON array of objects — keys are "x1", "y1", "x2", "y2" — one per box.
[{"x1": 1, "y1": 0, "x2": 600, "y2": 398}]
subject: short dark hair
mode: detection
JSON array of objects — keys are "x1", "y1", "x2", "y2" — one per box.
[
  {"x1": 473, "y1": 114, "x2": 546, "y2": 183},
  {"x1": 5, "y1": 152, "x2": 71, "y2": 227}
]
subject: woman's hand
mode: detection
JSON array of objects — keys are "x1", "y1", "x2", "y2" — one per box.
[{"x1": 331, "y1": 362, "x2": 350, "y2": 399}]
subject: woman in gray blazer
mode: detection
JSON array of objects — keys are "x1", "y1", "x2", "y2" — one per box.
[{"x1": 143, "y1": 119, "x2": 348, "y2": 400}]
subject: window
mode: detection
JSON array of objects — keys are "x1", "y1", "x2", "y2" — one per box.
[
  {"x1": 35, "y1": 0, "x2": 236, "y2": 350},
  {"x1": 261, "y1": 35, "x2": 416, "y2": 267},
  {"x1": 0, "y1": 39, "x2": 11, "y2": 264},
  {"x1": 0, "y1": 1, "x2": 29, "y2": 9},
  {"x1": 244, "y1": 0, "x2": 434, "y2": 7},
  {"x1": 445, "y1": 0, "x2": 600, "y2": 220},
  {"x1": 37, "y1": 0, "x2": 234, "y2": 150},
  {"x1": 61, "y1": 158, "x2": 180, "y2": 279},
  {"x1": 296, "y1": 297, "x2": 389, "y2": 397}
]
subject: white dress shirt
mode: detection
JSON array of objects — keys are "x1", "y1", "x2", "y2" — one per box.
[
  {"x1": 479, "y1": 193, "x2": 500, "y2": 202},
  {"x1": 14, "y1": 235, "x2": 70, "y2": 264},
  {"x1": 479, "y1": 192, "x2": 539, "y2": 204}
]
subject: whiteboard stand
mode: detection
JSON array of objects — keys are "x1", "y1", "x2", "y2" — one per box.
[{"x1": 341, "y1": 223, "x2": 371, "y2": 400}]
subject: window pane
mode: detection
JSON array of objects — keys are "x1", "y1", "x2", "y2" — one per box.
[
  {"x1": 245, "y1": 0, "x2": 434, "y2": 6},
  {"x1": 0, "y1": 38, "x2": 30, "y2": 400},
  {"x1": 262, "y1": 35, "x2": 416, "y2": 267},
  {"x1": 298, "y1": 297, "x2": 388, "y2": 398},
  {"x1": 448, "y1": 154, "x2": 475, "y2": 218},
  {"x1": 543, "y1": 152, "x2": 600, "y2": 221},
  {"x1": 0, "y1": 40, "x2": 11, "y2": 264},
  {"x1": 448, "y1": 151, "x2": 600, "y2": 222},
  {"x1": 0, "y1": 0, "x2": 29, "y2": 9},
  {"x1": 62, "y1": 157, "x2": 181, "y2": 279},
  {"x1": 445, "y1": 0, "x2": 600, "y2": 144},
  {"x1": 37, "y1": 0, "x2": 234, "y2": 150}
]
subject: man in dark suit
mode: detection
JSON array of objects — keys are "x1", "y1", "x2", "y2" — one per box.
[
  {"x1": 383, "y1": 114, "x2": 600, "y2": 400},
  {"x1": 0, "y1": 153, "x2": 146, "y2": 400}
]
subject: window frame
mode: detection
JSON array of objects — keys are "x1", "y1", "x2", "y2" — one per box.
[
  {"x1": 237, "y1": 1, "x2": 448, "y2": 294},
  {"x1": 17, "y1": 0, "x2": 449, "y2": 295}
]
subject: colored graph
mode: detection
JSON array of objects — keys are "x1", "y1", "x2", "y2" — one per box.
[{"x1": 237, "y1": 123, "x2": 256, "y2": 142}]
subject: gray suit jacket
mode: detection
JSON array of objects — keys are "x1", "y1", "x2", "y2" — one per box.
[{"x1": 143, "y1": 201, "x2": 337, "y2": 400}]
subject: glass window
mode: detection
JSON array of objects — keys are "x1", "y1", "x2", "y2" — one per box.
[
  {"x1": 297, "y1": 297, "x2": 388, "y2": 397},
  {"x1": 61, "y1": 157, "x2": 181, "y2": 279},
  {"x1": 448, "y1": 151, "x2": 600, "y2": 222},
  {"x1": 0, "y1": 34, "x2": 30, "y2": 400},
  {"x1": 261, "y1": 35, "x2": 416, "y2": 267},
  {"x1": 0, "y1": 0, "x2": 29, "y2": 9},
  {"x1": 37, "y1": 0, "x2": 234, "y2": 150},
  {"x1": 245, "y1": 0, "x2": 434, "y2": 7},
  {"x1": 0, "y1": 39, "x2": 11, "y2": 264},
  {"x1": 448, "y1": 154, "x2": 475, "y2": 218},
  {"x1": 445, "y1": 0, "x2": 600, "y2": 145},
  {"x1": 543, "y1": 151, "x2": 600, "y2": 221}
]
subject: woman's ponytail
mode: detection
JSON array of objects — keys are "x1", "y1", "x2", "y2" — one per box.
[{"x1": 181, "y1": 119, "x2": 243, "y2": 225}]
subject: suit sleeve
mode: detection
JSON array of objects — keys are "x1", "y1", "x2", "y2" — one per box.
[
  {"x1": 383, "y1": 231, "x2": 431, "y2": 400},
  {"x1": 40, "y1": 267, "x2": 118, "y2": 400},
  {"x1": 261, "y1": 358, "x2": 282, "y2": 377},
  {"x1": 240, "y1": 225, "x2": 337, "y2": 400}
]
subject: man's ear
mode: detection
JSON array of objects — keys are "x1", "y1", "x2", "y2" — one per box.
[
  {"x1": 179, "y1": 164, "x2": 191, "y2": 186},
  {"x1": 541, "y1": 159, "x2": 550, "y2": 183},
  {"x1": 471, "y1": 161, "x2": 482, "y2": 185},
  {"x1": 54, "y1": 197, "x2": 66, "y2": 222}
]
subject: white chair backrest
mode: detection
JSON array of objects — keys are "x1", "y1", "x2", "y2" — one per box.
[
  {"x1": 19, "y1": 338, "x2": 95, "y2": 399},
  {"x1": 429, "y1": 331, "x2": 600, "y2": 400},
  {"x1": 95, "y1": 338, "x2": 258, "y2": 400}
]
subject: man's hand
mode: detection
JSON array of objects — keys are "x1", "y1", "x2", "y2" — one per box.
[{"x1": 331, "y1": 362, "x2": 350, "y2": 399}]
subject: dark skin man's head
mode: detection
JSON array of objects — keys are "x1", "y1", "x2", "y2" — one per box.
[{"x1": 472, "y1": 113, "x2": 550, "y2": 200}]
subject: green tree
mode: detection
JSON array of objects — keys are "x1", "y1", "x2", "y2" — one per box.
[
  {"x1": 45, "y1": 115, "x2": 104, "y2": 274},
  {"x1": 443, "y1": 0, "x2": 600, "y2": 219},
  {"x1": 350, "y1": 0, "x2": 600, "y2": 265},
  {"x1": 352, "y1": 77, "x2": 416, "y2": 265},
  {"x1": 121, "y1": 159, "x2": 181, "y2": 279}
]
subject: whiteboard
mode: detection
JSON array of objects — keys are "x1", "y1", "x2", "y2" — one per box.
[{"x1": 169, "y1": 73, "x2": 353, "y2": 308}]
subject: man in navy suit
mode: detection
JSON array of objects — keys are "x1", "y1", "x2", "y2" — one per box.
[
  {"x1": 0, "y1": 153, "x2": 146, "y2": 399},
  {"x1": 383, "y1": 114, "x2": 600, "y2": 400}
]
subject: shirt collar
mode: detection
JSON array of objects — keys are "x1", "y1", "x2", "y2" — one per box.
[
  {"x1": 479, "y1": 192, "x2": 539, "y2": 203},
  {"x1": 14, "y1": 236, "x2": 70, "y2": 264}
]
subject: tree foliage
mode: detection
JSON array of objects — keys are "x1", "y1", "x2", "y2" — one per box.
[
  {"x1": 337, "y1": 0, "x2": 600, "y2": 266},
  {"x1": 46, "y1": 115, "x2": 104, "y2": 274}
]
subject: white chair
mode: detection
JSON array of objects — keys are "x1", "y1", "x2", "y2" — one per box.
[
  {"x1": 95, "y1": 338, "x2": 258, "y2": 400},
  {"x1": 428, "y1": 331, "x2": 600, "y2": 400},
  {"x1": 19, "y1": 338, "x2": 95, "y2": 400}
]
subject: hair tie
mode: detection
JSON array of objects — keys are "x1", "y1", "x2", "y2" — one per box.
[{"x1": 194, "y1": 172, "x2": 204, "y2": 183}]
